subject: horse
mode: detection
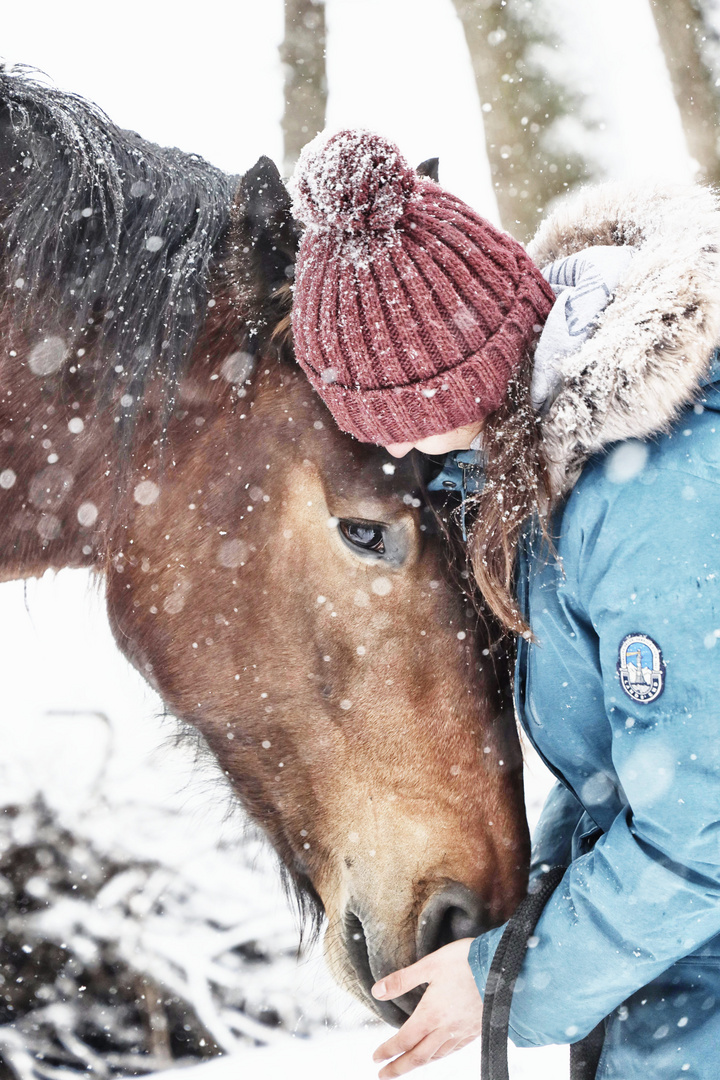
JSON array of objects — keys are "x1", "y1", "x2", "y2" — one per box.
[{"x1": 0, "y1": 67, "x2": 529, "y2": 1027}]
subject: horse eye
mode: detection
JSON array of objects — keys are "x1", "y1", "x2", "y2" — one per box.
[{"x1": 338, "y1": 520, "x2": 386, "y2": 555}]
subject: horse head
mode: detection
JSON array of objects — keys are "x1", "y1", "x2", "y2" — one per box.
[{"x1": 0, "y1": 70, "x2": 529, "y2": 1026}]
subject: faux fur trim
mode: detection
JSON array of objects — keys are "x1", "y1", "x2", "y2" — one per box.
[{"x1": 527, "y1": 183, "x2": 720, "y2": 498}]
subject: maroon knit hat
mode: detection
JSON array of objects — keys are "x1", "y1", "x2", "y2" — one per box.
[{"x1": 291, "y1": 130, "x2": 554, "y2": 445}]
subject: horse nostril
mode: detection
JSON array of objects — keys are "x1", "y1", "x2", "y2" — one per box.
[
  {"x1": 436, "y1": 904, "x2": 478, "y2": 946},
  {"x1": 417, "y1": 883, "x2": 489, "y2": 957},
  {"x1": 345, "y1": 910, "x2": 373, "y2": 989}
]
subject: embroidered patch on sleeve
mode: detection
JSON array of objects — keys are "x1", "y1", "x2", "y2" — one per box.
[{"x1": 617, "y1": 633, "x2": 665, "y2": 703}]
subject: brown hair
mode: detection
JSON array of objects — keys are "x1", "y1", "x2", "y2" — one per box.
[{"x1": 467, "y1": 351, "x2": 552, "y2": 636}]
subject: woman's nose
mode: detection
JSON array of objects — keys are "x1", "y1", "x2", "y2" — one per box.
[{"x1": 385, "y1": 442, "x2": 413, "y2": 458}]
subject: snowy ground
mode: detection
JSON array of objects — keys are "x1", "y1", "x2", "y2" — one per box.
[{"x1": 148, "y1": 1027, "x2": 568, "y2": 1080}]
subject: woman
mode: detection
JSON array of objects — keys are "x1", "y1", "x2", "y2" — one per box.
[{"x1": 290, "y1": 130, "x2": 720, "y2": 1079}]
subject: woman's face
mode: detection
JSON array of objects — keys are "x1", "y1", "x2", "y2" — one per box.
[{"x1": 385, "y1": 419, "x2": 484, "y2": 458}]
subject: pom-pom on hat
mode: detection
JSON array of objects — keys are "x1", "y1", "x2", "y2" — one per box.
[{"x1": 291, "y1": 130, "x2": 554, "y2": 445}]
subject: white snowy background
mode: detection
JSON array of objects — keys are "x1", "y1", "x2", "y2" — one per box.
[{"x1": 0, "y1": 1, "x2": 698, "y2": 1077}]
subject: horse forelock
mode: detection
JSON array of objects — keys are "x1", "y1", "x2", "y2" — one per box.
[{"x1": 0, "y1": 66, "x2": 240, "y2": 421}]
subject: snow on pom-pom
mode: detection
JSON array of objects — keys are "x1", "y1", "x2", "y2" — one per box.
[{"x1": 292, "y1": 130, "x2": 417, "y2": 234}]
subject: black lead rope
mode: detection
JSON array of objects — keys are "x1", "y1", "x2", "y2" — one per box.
[{"x1": 480, "y1": 866, "x2": 605, "y2": 1080}]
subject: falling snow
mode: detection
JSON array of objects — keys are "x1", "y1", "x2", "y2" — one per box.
[
  {"x1": 76, "y1": 502, "x2": 98, "y2": 527},
  {"x1": 220, "y1": 351, "x2": 255, "y2": 384},
  {"x1": 370, "y1": 576, "x2": 392, "y2": 596},
  {"x1": 133, "y1": 480, "x2": 160, "y2": 506},
  {"x1": 217, "y1": 538, "x2": 249, "y2": 568},
  {"x1": 1, "y1": 2, "x2": 713, "y2": 1078},
  {"x1": 28, "y1": 336, "x2": 67, "y2": 376},
  {"x1": 605, "y1": 440, "x2": 650, "y2": 483}
]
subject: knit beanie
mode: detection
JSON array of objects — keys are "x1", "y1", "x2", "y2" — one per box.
[{"x1": 290, "y1": 130, "x2": 555, "y2": 445}]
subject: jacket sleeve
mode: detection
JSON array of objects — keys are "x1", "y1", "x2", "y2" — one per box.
[
  {"x1": 467, "y1": 780, "x2": 585, "y2": 1014},
  {"x1": 468, "y1": 463, "x2": 720, "y2": 1048},
  {"x1": 528, "y1": 781, "x2": 586, "y2": 880}
]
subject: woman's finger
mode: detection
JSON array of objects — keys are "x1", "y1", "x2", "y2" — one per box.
[
  {"x1": 372, "y1": 954, "x2": 433, "y2": 1002},
  {"x1": 427, "y1": 1030, "x2": 480, "y2": 1063},
  {"x1": 373, "y1": 1015, "x2": 432, "y2": 1064},
  {"x1": 429, "y1": 1037, "x2": 460, "y2": 1060},
  {"x1": 377, "y1": 1032, "x2": 449, "y2": 1079}
]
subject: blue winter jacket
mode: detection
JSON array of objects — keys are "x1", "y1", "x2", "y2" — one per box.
[{"x1": 468, "y1": 357, "x2": 720, "y2": 1051}]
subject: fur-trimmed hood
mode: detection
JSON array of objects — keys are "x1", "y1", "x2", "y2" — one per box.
[{"x1": 527, "y1": 183, "x2": 720, "y2": 498}]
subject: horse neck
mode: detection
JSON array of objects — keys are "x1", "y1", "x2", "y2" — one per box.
[
  {"x1": 0, "y1": 317, "x2": 144, "y2": 583},
  {"x1": 0, "y1": 312, "x2": 294, "y2": 585}
]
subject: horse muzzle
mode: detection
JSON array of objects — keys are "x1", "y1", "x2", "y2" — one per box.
[{"x1": 341, "y1": 881, "x2": 493, "y2": 1027}]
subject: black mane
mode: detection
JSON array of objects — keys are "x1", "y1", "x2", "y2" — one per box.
[{"x1": 0, "y1": 66, "x2": 237, "y2": 410}]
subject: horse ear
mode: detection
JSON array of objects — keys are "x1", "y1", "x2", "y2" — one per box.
[
  {"x1": 244, "y1": 155, "x2": 291, "y2": 222},
  {"x1": 240, "y1": 156, "x2": 300, "y2": 290},
  {"x1": 416, "y1": 157, "x2": 439, "y2": 182}
]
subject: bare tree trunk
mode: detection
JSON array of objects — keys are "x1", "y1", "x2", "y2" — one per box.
[
  {"x1": 650, "y1": 0, "x2": 720, "y2": 185},
  {"x1": 280, "y1": 0, "x2": 327, "y2": 178},
  {"x1": 451, "y1": 0, "x2": 591, "y2": 242}
]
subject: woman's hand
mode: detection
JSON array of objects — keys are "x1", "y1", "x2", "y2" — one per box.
[{"x1": 371, "y1": 938, "x2": 482, "y2": 1078}]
